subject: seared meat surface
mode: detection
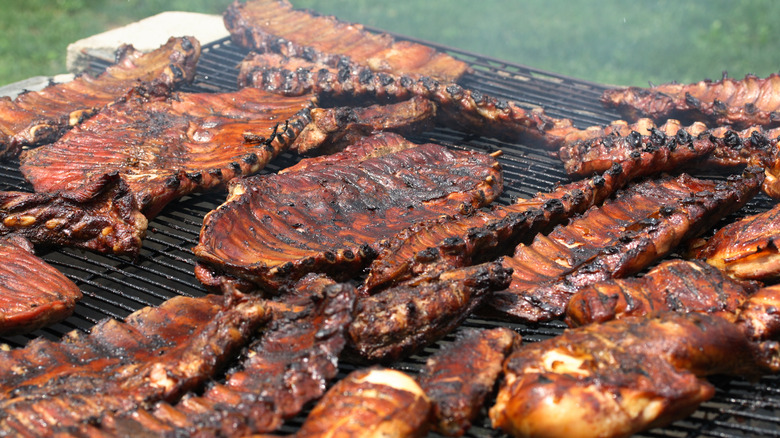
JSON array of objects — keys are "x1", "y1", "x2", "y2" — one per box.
[
  {"x1": 692, "y1": 202, "x2": 780, "y2": 281},
  {"x1": 193, "y1": 132, "x2": 502, "y2": 293},
  {"x1": 225, "y1": 0, "x2": 470, "y2": 82},
  {"x1": 490, "y1": 171, "x2": 761, "y2": 322},
  {"x1": 0, "y1": 36, "x2": 200, "y2": 159},
  {"x1": 489, "y1": 312, "x2": 769, "y2": 438},
  {"x1": 418, "y1": 327, "x2": 520, "y2": 437},
  {"x1": 294, "y1": 367, "x2": 431, "y2": 438},
  {"x1": 565, "y1": 259, "x2": 759, "y2": 327},
  {"x1": 347, "y1": 261, "x2": 512, "y2": 363},
  {"x1": 91, "y1": 274, "x2": 355, "y2": 437},
  {"x1": 602, "y1": 72, "x2": 780, "y2": 129},
  {"x1": 0, "y1": 235, "x2": 82, "y2": 335},
  {"x1": 0, "y1": 291, "x2": 271, "y2": 435}
]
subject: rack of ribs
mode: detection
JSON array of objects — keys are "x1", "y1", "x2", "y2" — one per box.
[
  {"x1": 489, "y1": 311, "x2": 773, "y2": 438},
  {"x1": 690, "y1": 202, "x2": 780, "y2": 281},
  {"x1": 224, "y1": 0, "x2": 470, "y2": 82},
  {"x1": 0, "y1": 289, "x2": 272, "y2": 435},
  {"x1": 564, "y1": 259, "x2": 760, "y2": 327},
  {"x1": 0, "y1": 36, "x2": 200, "y2": 160},
  {"x1": 193, "y1": 132, "x2": 503, "y2": 293},
  {"x1": 417, "y1": 327, "x2": 520, "y2": 437},
  {"x1": 489, "y1": 170, "x2": 762, "y2": 322},
  {"x1": 601, "y1": 72, "x2": 780, "y2": 129},
  {"x1": 0, "y1": 235, "x2": 82, "y2": 335},
  {"x1": 84, "y1": 274, "x2": 356, "y2": 437}
]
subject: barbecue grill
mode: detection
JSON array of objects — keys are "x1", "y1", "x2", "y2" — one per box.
[{"x1": 2, "y1": 32, "x2": 779, "y2": 437}]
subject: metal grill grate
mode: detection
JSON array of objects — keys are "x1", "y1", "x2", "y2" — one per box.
[{"x1": 5, "y1": 35, "x2": 780, "y2": 437}]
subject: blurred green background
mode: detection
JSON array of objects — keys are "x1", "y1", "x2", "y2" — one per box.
[{"x1": 2, "y1": 0, "x2": 779, "y2": 87}]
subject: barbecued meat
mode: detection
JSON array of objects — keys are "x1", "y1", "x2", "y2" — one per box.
[
  {"x1": 602, "y1": 72, "x2": 780, "y2": 129},
  {"x1": 193, "y1": 132, "x2": 503, "y2": 293},
  {"x1": 0, "y1": 235, "x2": 81, "y2": 335},
  {"x1": 365, "y1": 133, "x2": 719, "y2": 294},
  {"x1": 92, "y1": 274, "x2": 355, "y2": 437},
  {"x1": 691, "y1": 202, "x2": 780, "y2": 281},
  {"x1": 0, "y1": 36, "x2": 200, "y2": 160},
  {"x1": 736, "y1": 284, "x2": 780, "y2": 372},
  {"x1": 0, "y1": 290, "x2": 271, "y2": 435},
  {"x1": 20, "y1": 87, "x2": 315, "y2": 220},
  {"x1": 238, "y1": 52, "x2": 574, "y2": 146},
  {"x1": 490, "y1": 170, "x2": 762, "y2": 322},
  {"x1": 0, "y1": 172, "x2": 147, "y2": 255},
  {"x1": 417, "y1": 327, "x2": 520, "y2": 437},
  {"x1": 347, "y1": 261, "x2": 512, "y2": 363},
  {"x1": 295, "y1": 367, "x2": 431, "y2": 438},
  {"x1": 565, "y1": 259, "x2": 760, "y2": 327},
  {"x1": 224, "y1": 0, "x2": 470, "y2": 82},
  {"x1": 292, "y1": 95, "x2": 436, "y2": 154},
  {"x1": 489, "y1": 312, "x2": 769, "y2": 438}
]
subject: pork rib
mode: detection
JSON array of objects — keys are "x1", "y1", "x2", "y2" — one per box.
[
  {"x1": 91, "y1": 274, "x2": 355, "y2": 437},
  {"x1": 564, "y1": 259, "x2": 759, "y2": 327},
  {"x1": 491, "y1": 170, "x2": 762, "y2": 322},
  {"x1": 691, "y1": 201, "x2": 780, "y2": 281},
  {"x1": 0, "y1": 291, "x2": 271, "y2": 435},
  {"x1": 364, "y1": 132, "x2": 718, "y2": 294},
  {"x1": 224, "y1": 0, "x2": 470, "y2": 82},
  {"x1": 489, "y1": 312, "x2": 770, "y2": 438},
  {"x1": 417, "y1": 327, "x2": 520, "y2": 437},
  {"x1": 238, "y1": 51, "x2": 573, "y2": 146},
  {"x1": 193, "y1": 132, "x2": 503, "y2": 293},
  {"x1": 0, "y1": 235, "x2": 82, "y2": 335},
  {"x1": 0, "y1": 36, "x2": 200, "y2": 159},
  {"x1": 601, "y1": 72, "x2": 780, "y2": 129}
]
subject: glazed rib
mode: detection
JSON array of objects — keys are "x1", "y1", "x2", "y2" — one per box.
[
  {"x1": 564, "y1": 259, "x2": 759, "y2": 327},
  {"x1": 691, "y1": 201, "x2": 780, "y2": 281},
  {"x1": 193, "y1": 132, "x2": 503, "y2": 293},
  {"x1": 20, "y1": 87, "x2": 315, "y2": 219},
  {"x1": 347, "y1": 261, "x2": 512, "y2": 363},
  {"x1": 0, "y1": 173, "x2": 147, "y2": 255},
  {"x1": 489, "y1": 312, "x2": 769, "y2": 438},
  {"x1": 0, "y1": 235, "x2": 82, "y2": 335},
  {"x1": 602, "y1": 72, "x2": 780, "y2": 129},
  {"x1": 294, "y1": 367, "x2": 431, "y2": 438},
  {"x1": 93, "y1": 274, "x2": 355, "y2": 437},
  {"x1": 490, "y1": 170, "x2": 762, "y2": 322},
  {"x1": 417, "y1": 327, "x2": 520, "y2": 437},
  {"x1": 0, "y1": 291, "x2": 272, "y2": 435},
  {"x1": 364, "y1": 133, "x2": 719, "y2": 294},
  {"x1": 224, "y1": 0, "x2": 470, "y2": 82},
  {"x1": 0, "y1": 36, "x2": 200, "y2": 159},
  {"x1": 238, "y1": 51, "x2": 573, "y2": 146}
]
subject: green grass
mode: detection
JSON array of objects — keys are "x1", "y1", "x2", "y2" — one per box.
[{"x1": 2, "y1": 0, "x2": 780, "y2": 87}]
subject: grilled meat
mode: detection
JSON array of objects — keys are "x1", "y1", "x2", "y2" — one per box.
[
  {"x1": 602, "y1": 72, "x2": 780, "y2": 129},
  {"x1": 417, "y1": 327, "x2": 520, "y2": 437},
  {"x1": 490, "y1": 170, "x2": 762, "y2": 322},
  {"x1": 565, "y1": 259, "x2": 759, "y2": 327},
  {"x1": 0, "y1": 36, "x2": 200, "y2": 160},
  {"x1": 0, "y1": 173, "x2": 147, "y2": 255},
  {"x1": 92, "y1": 274, "x2": 355, "y2": 437},
  {"x1": 20, "y1": 87, "x2": 315, "y2": 219},
  {"x1": 193, "y1": 132, "x2": 503, "y2": 293},
  {"x1": 294, "y1": 367, "x2": 431, "y2": 438},
  {"x1": 293, "y1": 95, "x2": 436, "y2": 154},
  {"x1": 0, "y1": 290, "x2": 271, "y2": 435},
  {"x1": 691, "y1": 202, "x2": 780, "y2": 281},
  {"x1": 347, "y1": 261, "x2": 512, "y2": 363},
  {"x1": 489, "y1": 312, "x2": 769, "y2": 438},
  {"x1": 0, "y1": 235, "x2": 81, "y2": 335},
  {"x1": 736, "y1": 284, "x2": 780, "y2": 372},
  {"x1": 224, "y1": 0, "x2": 470, "y2": 82},
  {"x1": 365, "y1": 134, "x2": 719, "y2": 294},
  {"x1": 238, "y1": 51, "x2": 573, "y2": 146}
]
